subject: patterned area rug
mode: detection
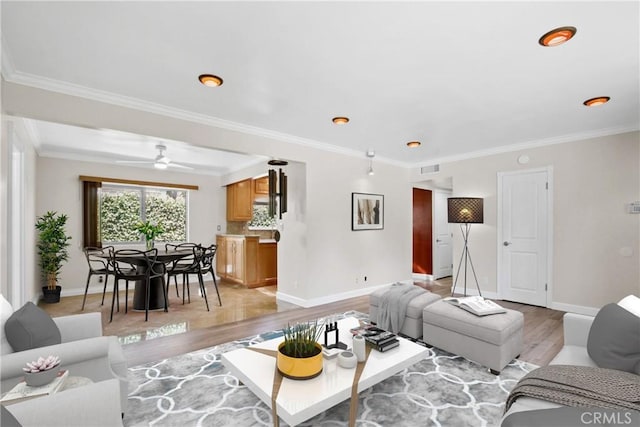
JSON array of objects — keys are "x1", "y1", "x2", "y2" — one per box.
[{"x1": 125, "y1": 311, "x2": 537, "y2": 426}]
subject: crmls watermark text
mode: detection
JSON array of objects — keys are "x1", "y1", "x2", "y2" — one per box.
[{"x1": 581, "y1": 411, "x2": 634, "y2": 425}]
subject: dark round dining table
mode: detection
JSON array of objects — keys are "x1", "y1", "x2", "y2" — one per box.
[{"x1": 107, "y1": 249, "x2": 192, "y2": 311}]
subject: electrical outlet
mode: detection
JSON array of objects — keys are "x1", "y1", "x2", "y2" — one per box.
[
  {"x1": 364, "y1": 276, "x2": 368, "y2": 282},
  {"x1": 98, "y1": 276, "x2": 103, "y2": 283},
  {"x1": 355, "y1": 277, "x2": 359, "y2": 284}
]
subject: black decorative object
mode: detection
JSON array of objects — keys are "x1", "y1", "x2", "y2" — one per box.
[
  {"x1": 268, "y1": 167, "x2": 288, "y2": 219},
  {"x1": 323, "y1": 320, "x2": 347, "y2": 350}
]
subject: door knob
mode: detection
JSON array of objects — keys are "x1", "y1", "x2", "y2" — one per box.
[
  {"x1": 503, "y1": 241, "x2": 512, "y2": 246},
  {"x1": 436, "y1": 239, "x2": 441, "y2": 243}
]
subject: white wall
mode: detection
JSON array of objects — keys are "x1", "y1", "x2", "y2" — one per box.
[
  {"x1": 35, "y1": 157, "x2": 226, "y2": 297},
  {"x1": 0, "y1": 117, "x2": 37, "y2": 304},
  {"x1": 5, "y1": 81, "x2": 413, "y2": 306},
  {"x1": 412, "y1": 131, "x2": 640, "y2": 313},
  {"x1": 275, "y1": 152, "x2": 412, "y2": 306}
]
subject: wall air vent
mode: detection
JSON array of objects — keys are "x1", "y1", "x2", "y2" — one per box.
[
  {"x1": 420, "y1": 165, "x2": 440, "y2": 174},
  {"x1": 628, "y1": 201, "x2": 640, "y2": 214}
]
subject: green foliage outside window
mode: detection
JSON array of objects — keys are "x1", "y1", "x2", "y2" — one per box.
[
  {"x1": 248, "y1": 205, "x2": 277, "y2": 229},
  {"x1": 100, "y1": 186, "x2": 187, "y2": 243}
]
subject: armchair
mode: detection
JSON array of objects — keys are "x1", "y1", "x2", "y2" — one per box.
[
  {"x1": 1, "y1": 310, "x2": 128, "y2": 414},
  {"x1": 3, "y1": 378, "x2": 123, "y2": 426}
]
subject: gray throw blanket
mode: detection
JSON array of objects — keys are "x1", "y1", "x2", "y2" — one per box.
[
  {"x1": 376, "y1": 283, "x2": 426, "y2": 333},
  {"x1": 505, "y1": 365, "x2": 640, "y2": 413}
]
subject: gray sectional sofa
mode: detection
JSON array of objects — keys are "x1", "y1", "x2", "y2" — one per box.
[
  {"x1": 502, "y1": 303, "x2": 640, "y2": 426},
  {"x1": 1, "y1": 295, "x2": 127, "y2": 425}
]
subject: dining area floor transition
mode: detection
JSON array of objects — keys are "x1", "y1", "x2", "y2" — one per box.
[{"x1": 39, "y1": 280, "x2": 299, "y2": 346}]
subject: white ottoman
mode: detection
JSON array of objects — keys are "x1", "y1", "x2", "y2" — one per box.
[
  {"x1": 422, "y1": 300, "x2": 524, "y2": 374},
  {"x1": 369, "y1": 287, "x2": 441, "y2": 339}
]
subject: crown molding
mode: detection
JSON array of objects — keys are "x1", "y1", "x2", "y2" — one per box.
[
  {"x1": 3, "y1": 70, "x2": 409, "y2": 168},
  {"x1": 4, "y1": 70, "x2": 635, "y2": 172},
  {"x1": 417, "y1": 125, "x2": 640, "y2": 168},
  {"x1": 1, "y1": 33, "x2": 17, "y2": 79}
]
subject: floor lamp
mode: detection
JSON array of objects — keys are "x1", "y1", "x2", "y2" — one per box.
[{"x1": 448, "y1": 197, "x2": 483, "y2": 297}]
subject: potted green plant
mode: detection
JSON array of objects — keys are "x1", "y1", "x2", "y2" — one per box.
[
  {"x1": 134, "y1": 220, "x2": 164, "y2": 250},
  {"x1": 276, "y1": 320, "x2": 324, "y2": 380},
  {"x1": 35, "y1": 211, "x2": 71, "y2": 303}
]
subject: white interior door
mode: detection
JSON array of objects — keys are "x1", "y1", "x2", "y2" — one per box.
[
  {"x1": 433, "y1": 191, "x2": 452, "y2": 279},
  {"x1": 498, "y1": 168, "x2": 551, "y2": 307}
]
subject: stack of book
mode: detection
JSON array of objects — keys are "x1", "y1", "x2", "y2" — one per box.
[
  {"x1": 364, "y1": 331, "x2": 399, "y2": 352},
  {"x1": 350, "y1": 325, "x2": 400, "y2": 352},
  {"x1": 0, "y1": 370, "x2": 69, "y2": 404}
]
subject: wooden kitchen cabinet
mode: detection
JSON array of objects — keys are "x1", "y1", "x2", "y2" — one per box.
[
  {"x1": 226, "y1": 179, "x2": 253, "y2": 221},
  {"x1": 215, "y1": 235, "x2": 227, "y2": 276},
  {"x1": 216, "y1": 235, "x2": 262, "y2": 287},
  {"x1": 253, "y1": 176, "x2": 269, "y2": 195},
  {"x1": 258, "y1": 242, "x2": 277, "y2": 286}
]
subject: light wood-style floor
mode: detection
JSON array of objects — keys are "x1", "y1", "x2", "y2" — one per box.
[{"x1": 39, "y1": 277, "x2": 565, "y2": 368}]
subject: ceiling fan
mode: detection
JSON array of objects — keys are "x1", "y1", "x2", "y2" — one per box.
[{"x1": 116, "y1": 144, "x2": 193, "y2": 170}]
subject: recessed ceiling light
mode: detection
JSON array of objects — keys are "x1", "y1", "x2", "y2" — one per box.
[
  {"x1": 583, "y1": 96, "x2": 610, "y2": 107},
  {"x1": 538, "y1": 26, "x2": 577, "y2": 47},
  {"x1": 198, "y1": 74, "x2": 223, "y2": 87},
  {"x1": 332, "y1": 116, "x2": 350, "y2": 125},
  {"x1": 406, "y1": 141, "x2": 421, "y2": 148}
]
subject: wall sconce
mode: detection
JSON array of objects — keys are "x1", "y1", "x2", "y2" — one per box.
[{"x1": 366, "y1": 150, "x2": 375, "y2": 176}]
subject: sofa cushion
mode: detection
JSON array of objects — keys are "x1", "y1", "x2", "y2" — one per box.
[
  {"x1": 587, "y1": 303, "x2": 640, "y2": 374},
  {"x1": 4, "y1": 302, "x2": 61, "y2": 352},
  {"x1": 423, "y1": 299, "x2": 523, "y2": 345},
  {"x1": 1, "y1": 294, "x2": 14, "y2": 355}
]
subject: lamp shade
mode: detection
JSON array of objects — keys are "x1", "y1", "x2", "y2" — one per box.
[{"x1": 448, "y1": 197, "x2": 483, "y2": 224}]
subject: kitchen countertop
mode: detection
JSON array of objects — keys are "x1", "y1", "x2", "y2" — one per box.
[{"x1": 217, "y1": 234, "x2": 277, "y2": 244}]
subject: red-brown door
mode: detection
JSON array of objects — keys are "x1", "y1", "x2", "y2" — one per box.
[{"x1": 412, "y1": 188, "x2": 432, "y2": 275}]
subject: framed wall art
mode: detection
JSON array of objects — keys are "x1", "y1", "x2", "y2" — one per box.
[{"x1": 352, "y1": 192, "x2": 384, "y2": 230}]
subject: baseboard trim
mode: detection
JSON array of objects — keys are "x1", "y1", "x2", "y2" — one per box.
[
  {"x1": 276, "y1": 282, "x2": 393, "y2": 308},
  {"x1": 61, "y1": 285, "x2": 104, "y2": 298},
  {"x1": 412, "y1": 273, "x2": 433, "y2": 280},
  {"x1": 550, "y1": 301, "x2": 600, "y2": 316}
]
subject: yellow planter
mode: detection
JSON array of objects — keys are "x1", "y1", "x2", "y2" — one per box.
[{"x1": 276, "y1": 342, "x2": 323, "y2": 380}]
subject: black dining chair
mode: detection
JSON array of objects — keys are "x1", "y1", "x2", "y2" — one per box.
[
  {"x1": 169, "y1": 244, "x2": 220, "y2": 311},
  {"x1": 108, "y1": 248, "x2": 168, "y2": 322},
  {"x1": 199, "y1": 244, "x2": 222, "y2": 307},
  {"x1": 165, "y1": 242, "x2": 200, "y2": 298},
  {"x1": 81, "y1": 246, "x2": 114, "y2": 310}
]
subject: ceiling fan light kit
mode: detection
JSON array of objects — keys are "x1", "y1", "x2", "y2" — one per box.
[{"x1": 116, "y1": 143, "x2": 193, "y2": 170}]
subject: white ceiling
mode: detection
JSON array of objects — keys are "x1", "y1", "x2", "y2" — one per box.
[{"x1": 2, "y1": 1, "x2": 639, "y2": 172}]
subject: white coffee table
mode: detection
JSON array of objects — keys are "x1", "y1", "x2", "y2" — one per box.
[{"x1": 221, "y1": 317, "x2": 429, "y2": 426}]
